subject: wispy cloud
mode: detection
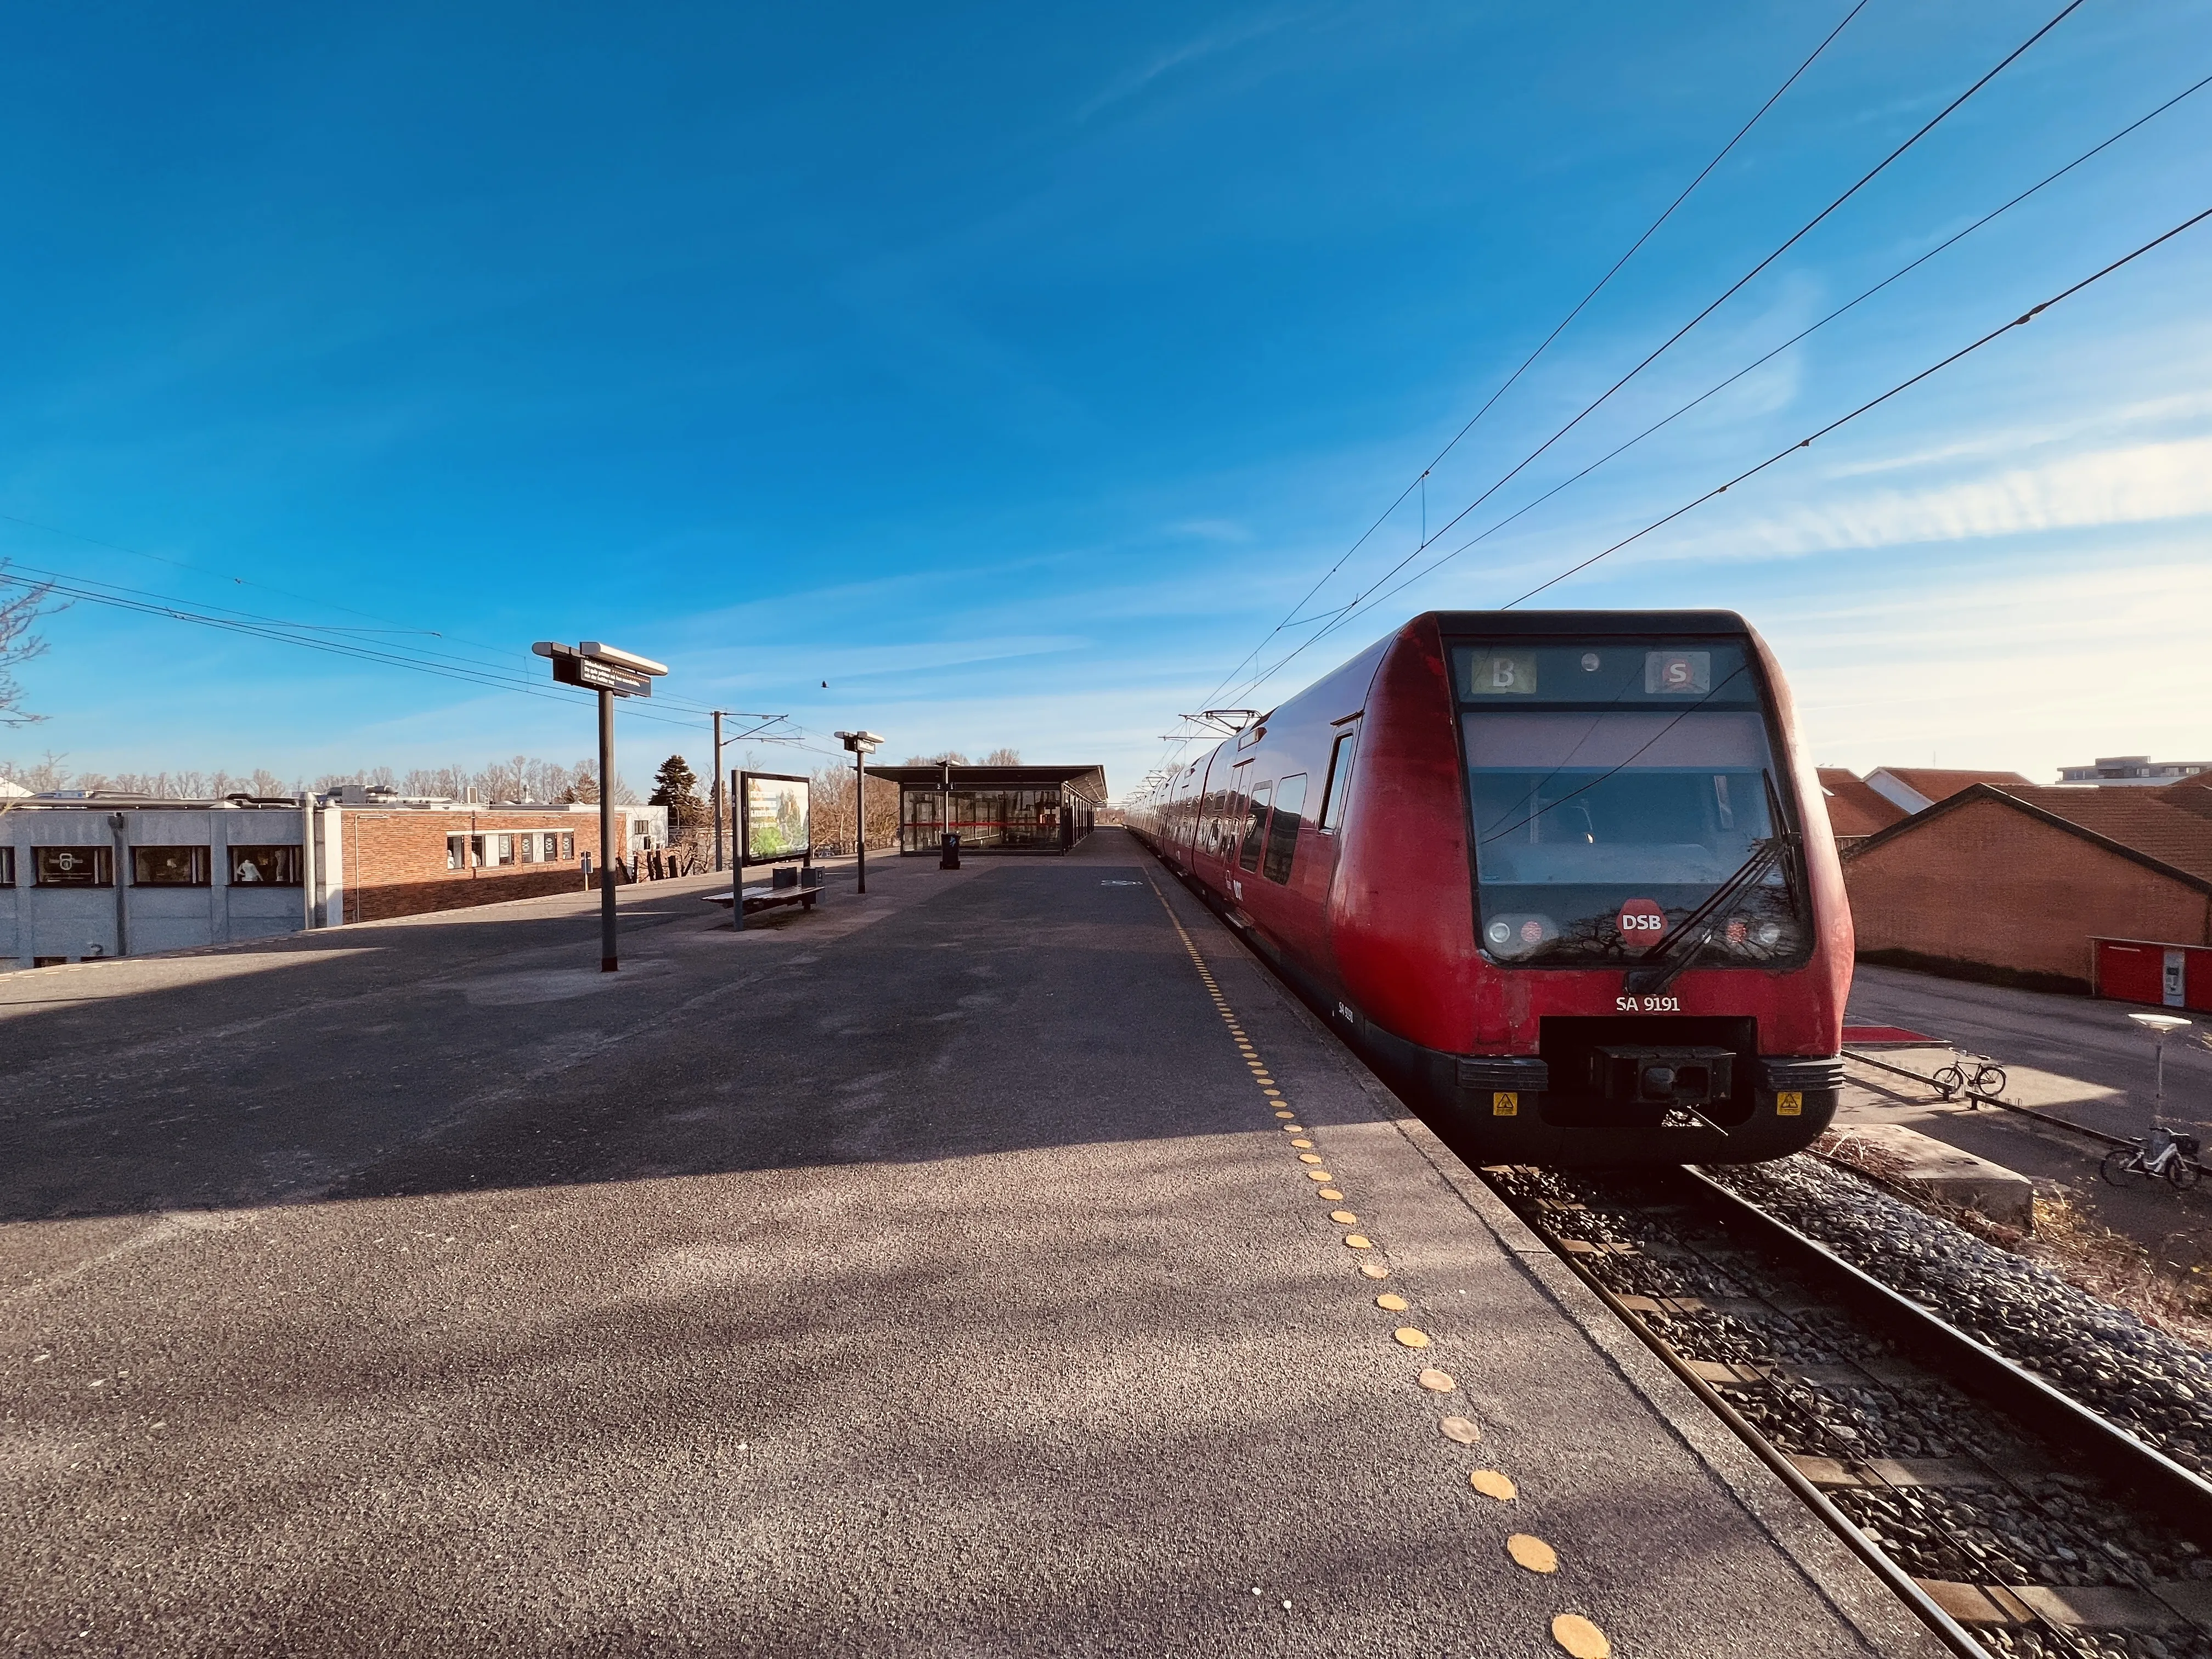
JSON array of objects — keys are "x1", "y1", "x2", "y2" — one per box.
[
  {"x1": 1075, "y1": 10, "x2": 1304, "y2": 123},
  {"x1": 1729, "y1": 437, "x2": 2212, "y2": 555}
]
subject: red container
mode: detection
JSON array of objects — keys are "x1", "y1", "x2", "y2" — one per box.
[{"x1": 2094, "y1": 937, "x2": 2212, "y2": 1013}]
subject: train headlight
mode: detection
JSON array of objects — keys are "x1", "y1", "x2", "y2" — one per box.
[
  {"x1": 1754, "y1": 921, "x2": 1783, "y2": 949},
  {"x1": 1481, "y1": 913, "x2": 1557, "y2": 961}
]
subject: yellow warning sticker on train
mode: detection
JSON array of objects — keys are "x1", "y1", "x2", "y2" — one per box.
[
  {"x1": 1493, "y1": 1092, "x2": 1519, "y2": 1117},
  {"x1": 1778, "y1": 1091, "x2": 1803, "y2": 1117}
]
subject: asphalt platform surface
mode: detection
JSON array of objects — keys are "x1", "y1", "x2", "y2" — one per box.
[
  {"x1": 3, "y1": 832, "x2": 1936, "y2": 1657},
  {"x1": 1839, "y1": 964, "x2": 2212, "y2": 1248}
]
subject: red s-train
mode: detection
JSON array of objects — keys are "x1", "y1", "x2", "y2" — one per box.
[{"x1": 1127, "y1": 611, "x2": 1852, "y2": 1164}]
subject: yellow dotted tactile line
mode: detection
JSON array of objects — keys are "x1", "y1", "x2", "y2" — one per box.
[{"x1": 1144, "y1": 878, "x2": 1610, "y2": 1659}]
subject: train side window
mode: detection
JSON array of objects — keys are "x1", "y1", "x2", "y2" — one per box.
[
  {"x1": 1261, "y1": 774, "x2": 1306, "y2": 883},
  {"x1": 1237, "y1": 781, "x2": 1273, "y2": 872},
  {"x1": 1319, "y1": 728, "x2": 1359, "y2": 832}
]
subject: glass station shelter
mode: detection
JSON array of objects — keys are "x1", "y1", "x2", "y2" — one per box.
[{"x1": 868, "y1": 764, "x2": 1107, "y2": 855}]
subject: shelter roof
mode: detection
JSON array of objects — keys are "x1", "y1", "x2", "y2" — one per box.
[{"x1": 866, "y1": 765, "x2": 1108, "y2": 803}]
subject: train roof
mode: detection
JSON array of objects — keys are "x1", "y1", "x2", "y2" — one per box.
[{"x1": 1418, "y1": 608, "x2": 1752, "y2": 635}]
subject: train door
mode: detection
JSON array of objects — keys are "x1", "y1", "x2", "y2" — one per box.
[{"x1": 1206, "y1": 758, "x2": 1252, "y2": 895}]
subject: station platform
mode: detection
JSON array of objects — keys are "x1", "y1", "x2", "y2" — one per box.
[{"x1": 2, "y1": 832, "x2": 1937, "y2": 1657}]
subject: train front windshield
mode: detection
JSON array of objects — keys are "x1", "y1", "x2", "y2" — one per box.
[{"x1": 1453, "y1": 641, "x2": 1807, "y2": 968}]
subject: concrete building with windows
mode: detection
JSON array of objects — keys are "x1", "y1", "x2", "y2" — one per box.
[
  {"x1": 2057, "y1": 755, "x2": 2212, "y2": 787},
  {"x1": 1, "y1": 795, "x2": 668, "y2": 968}
]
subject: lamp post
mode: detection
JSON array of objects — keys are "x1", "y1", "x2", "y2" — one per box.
[
  {"x1": 533, "y1": 640, "x2": 669, "y2": 971},
  {"x1": 834, "y1": 730, "x2": 884, "y2": 893},
  {"x1": 2129, "y1": 1011, "x2": 2193, "y2": 1123}
]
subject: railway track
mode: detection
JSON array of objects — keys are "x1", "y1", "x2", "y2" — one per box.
[{"x1": 1487, "y1": 1159, "x2": 2212, "y2": 1659}]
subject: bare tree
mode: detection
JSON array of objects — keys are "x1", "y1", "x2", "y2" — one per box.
[
  {"x1": 0, "y1": 563, "x2": 60, "y2": 728},
  {"x1": 0, "y1": 752, "x2": 73, "y2": 792},
  {"x1": 523, "y1": 757, "x2": 572, "y2": 803},
  {"x1": 249, "y1": 768, "x2": 286, "y2": 796},
  {"x1": 982, "y1": 747, "x2": 1022, "y2": 765},
  {"x1": 811, "y1": 764, "x2": 901, "y2": 851},
  {"x1": 475, "y1": 755, "x2": 527, "y2": 802}
]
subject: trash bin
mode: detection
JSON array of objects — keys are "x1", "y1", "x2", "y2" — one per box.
[{"x1": 940, "y1": 831, "x2": 961, "y2": 870}]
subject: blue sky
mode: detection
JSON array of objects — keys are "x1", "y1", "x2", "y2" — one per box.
[{"x1": 4, "y1": 1, "x2": 2210, "y2": 797}]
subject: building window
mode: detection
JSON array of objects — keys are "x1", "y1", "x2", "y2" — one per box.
[
  {"x1": 230, "y1": 846, "x2": 302, "y2": 886},
  {"x1": 0, "y1": 846, "x2": 12, "y2": 886},
  {"x1": 520, "y1": 832, "x2": 537, "y2": 864},
  {"x1": 470, "y1": 834, "x2": 488, "y2": 867},
  {"x1": 496, "y1": 833, "x2": 516, "y2": 865},
  {"x1": 447, "y1": 834, "x2": 467, "y2": 872},
  {"x1": 561, "y1": 832, "x2": 575, "y2": 859},
  {"x1": 541, "y1": 833, "x2": 558, "y2": 861},
  {"x1": 134, "y1": 845, "x2": 211, "y2": 887},
  {"x1": 34, "y1": 846, "x2": 113, "y2": 887}
]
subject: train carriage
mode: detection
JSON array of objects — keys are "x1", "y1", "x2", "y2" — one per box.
[{"x1": 1128, "y1": 610, "x2": 1850, "y2": 1164}]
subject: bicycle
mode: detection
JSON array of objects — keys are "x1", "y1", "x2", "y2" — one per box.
[
  {"x1": 2101, "y1": 1126, "x2": 2203, "y2": 1190},
  {"x1": 1932, "y1": 1053, "x2": 2007, "y2": 1102}
]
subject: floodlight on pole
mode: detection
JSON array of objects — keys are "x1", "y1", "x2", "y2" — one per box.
[
  {"x1": 534, "y1": 639, "x2": 669, "y2": 971},
  {"x1": 2129, "y1": 1011, "x2": 2193, "y2": 1121},
  {"x1": 835, "y1": 730, "x2": 884, "y2": 894}
]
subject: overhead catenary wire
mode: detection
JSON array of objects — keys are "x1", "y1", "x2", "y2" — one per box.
[
  {"x1": 0, "y1": 518, "x2": 780, "y2": 730},
  {"x1": 1248, "y1": 69, "x2": 2212, "y2": 669},
  {"x1": 0, "y1": 566, "x2": 789, "y2": 744},
  {"x1": 1148, "y1": 200, "x2": 2212, "y2": 804},
  {"x1": 1190, "y1": 0, "x2": 2088, "y2": 733},
  {"x1": 1193, "y1": 0, "x2": 1873, "y2": 714},
  {"x1": 1500, "y1": 204, "x2": 2212, "y2": 606}
]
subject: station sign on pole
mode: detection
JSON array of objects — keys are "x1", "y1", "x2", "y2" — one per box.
[
  {"x1": 533, "y1": 639, "x2": 669, "y2": 972},
  {"x1": 834, "y1": 730, "x2": 883, "y2": 894}
]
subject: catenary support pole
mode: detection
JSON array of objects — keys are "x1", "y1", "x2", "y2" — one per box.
[
  {"x1": 300, "y1": 792, "x2": 317, "y2": 932},
  {"x1": 855, "y1": 743, "x2": 867, "y2": 894},
  {"x1": 711, "y1": 710, "x2": 726, "y2": 873},
  {"x1": 730, "y1": 768, "x2": 744, "y2": 931},
  {"x1": 599, "y1": 687, "x2": 618, "y2": 971}
]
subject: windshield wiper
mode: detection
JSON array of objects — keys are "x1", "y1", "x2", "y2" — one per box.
[{"x1": 1623, "y1": 775, "x2": 1801, "y2": 995}]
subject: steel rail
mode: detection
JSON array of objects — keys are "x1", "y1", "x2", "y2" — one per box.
[
  {"x1": 1841, "y1": 1048, "x2": 2208, "y2": 1179},
  {"x1": 1679, "y1": 1165, "x2": 2212, "y2": 1549},
  {"x1": 1489, "y1": 1176, "x2": 1990, "y2": 1659}
]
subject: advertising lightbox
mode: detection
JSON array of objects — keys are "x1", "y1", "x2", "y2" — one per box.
[{"x1": 740, "y1": 771, "x2": 810, "y2": 865}]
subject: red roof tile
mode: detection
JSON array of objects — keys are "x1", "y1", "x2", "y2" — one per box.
[
  {"x1": 1816, "y1": 769, "x2": 1907, "y2": 837},
  {"x1": 1876, "y1": 767, "x2": 2036, "y2": 803},
  {"x1": 1997, "y1": 786, "x2": 2212, "y2": 883}
]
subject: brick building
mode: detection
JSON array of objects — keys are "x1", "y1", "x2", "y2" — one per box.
[
  {"x1": 1842, "y1": 777, "x2": 2212, "y2": 993},
  {"x1": 331, "y1": 803, "x2": 650, "y2": 923}
]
